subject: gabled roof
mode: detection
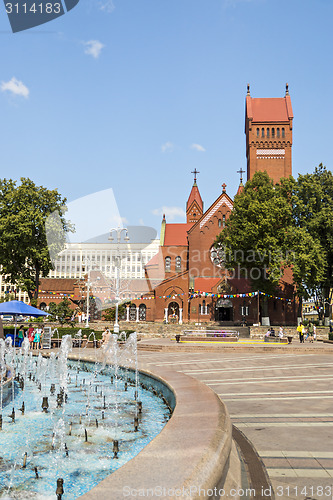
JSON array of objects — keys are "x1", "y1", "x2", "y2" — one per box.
[
  {"x1": 188, "y1": 190, "x2": 234, "y2": 233},
  {"x1": 246, "y1": 95, "x2": 293, "y2": 123},
  {"x1": 164, "y1": 223, "x2": 192, "y2": 246}
]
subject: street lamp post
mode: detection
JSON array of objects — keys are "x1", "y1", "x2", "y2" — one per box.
[
  {"x1": 109, "y1": 227, "x2": 129, "y2": 333},
  {"x1": 84, "y1": 258, "x2": 92, "y2": 328}
]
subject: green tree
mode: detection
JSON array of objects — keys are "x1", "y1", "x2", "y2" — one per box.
[
  {"x1": 56, "y1": 297, "x2": 74, "y2": 325},
  {"x1": 293, "y1": 164, "x2": 333, "y2": 319},
  {"x1": 215, "y1": 169, "x2": 327, "y2": 319},
  {"x1": 215, "y1": 171, "x2": 295, "y2": 294},
  {"x1": 0, "y1": 178, "x2": 72, "y2": 302},
  {"x1": 103, "y1": 303, "x2": 128, "y2": 322}
]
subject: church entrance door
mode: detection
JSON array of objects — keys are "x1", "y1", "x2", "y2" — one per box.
[
  {"x1": 168, "y1": 302, "x2": 179, "y2": 324},
  {"x1": 215, "y1": 299, "x2": 233, "y2": 322}
]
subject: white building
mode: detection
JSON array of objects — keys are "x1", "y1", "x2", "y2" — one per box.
[{"x1": 1, "y1": 226, "x2": 160, "y2": 303}]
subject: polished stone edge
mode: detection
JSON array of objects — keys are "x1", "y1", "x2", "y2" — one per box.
[{"x1": 71, "y1": 354, "x2": 234, "y2": 500}]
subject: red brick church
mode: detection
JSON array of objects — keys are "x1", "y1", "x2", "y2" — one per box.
[{"x1": 132, "y1": 85, "x2": 297, "y2": 326}]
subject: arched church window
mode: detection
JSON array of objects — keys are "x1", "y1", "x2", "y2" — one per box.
[
  {"x1": 282, "y1": 128, "x2": 285, "y2": 138},
  {"x1": 218, "y1": 219, "x2": 222, "y2": 228},
  {"x1": 256, "y1": 128, "x2": 259, "y2": 137},
  {"x1": 222, "y1": 215, "x2": 226, "y2": 228},
  {"x1": 139, "y1": 304, "x2": 146, "y2": 321},
  {"x1": 266, "y1": 128, "x2": 270, "y2": 138},
  {"x1": 175, "y1": 256, "x2": 181, "y2": 271},
  {"x1": 277, "y1": 128, "x2": 280, "y2": 138},
  {"x1": 272, "y1": 128, "x2": 275, "y2": 138},
  {"x1": 261, "y1": 128, "x2": 265, "y2": 138},
  {"x1": 165, "y1": 256, "x2": 171, "y2": 272}
]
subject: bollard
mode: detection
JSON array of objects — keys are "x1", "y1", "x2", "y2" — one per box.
[
  {"x1": 84, "y1": 429, "x2": 88, "y2": 442},
  {"x1": 35, "y1": 467, "x2": 39, "y2": 479},
  {"x1": 134, "y1": 416, "x2": 139, "y2": 432},
  {"x1": 69, "y1": 422, "x2": 72, "y2": 436},
  {"x1": 113, "y1": 440, "x2": 119, "y2": 459},
  {"x1": 22, "y1": 452, "x2": 27, "y2": 469},
  {"x1": 42, "y1": 397, "x2": 49, "y2": 413},
  {"x1": 56, "y1": 478, "x2": 64, "y2": 499},
  {"x1": 0, "y1": 414, "x2": 2, "y2": 430}
]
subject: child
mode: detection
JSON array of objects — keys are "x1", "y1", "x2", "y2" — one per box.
[{"x1": 28, "y1": 324, "x2": 35, "y2": 349}]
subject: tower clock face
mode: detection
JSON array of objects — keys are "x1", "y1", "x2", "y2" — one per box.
[{"x1": 210, "y1": 246, "x2": 225, "y2": 268}]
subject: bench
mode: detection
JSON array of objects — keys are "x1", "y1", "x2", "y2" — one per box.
[
  {"x1": 180, "y1": 335, "x2": 238, "y2": 342},
  {"x1": 176, "y1": 330, "x2": 239, "y2": 343}
]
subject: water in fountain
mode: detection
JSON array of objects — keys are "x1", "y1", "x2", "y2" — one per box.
[{"x1": 0, "y1": 332, "x2": 170, "y2": 499}]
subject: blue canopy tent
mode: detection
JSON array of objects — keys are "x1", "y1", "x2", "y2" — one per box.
[{"x1": 0, "y1": 300, "x2": 49, "y2": 347}]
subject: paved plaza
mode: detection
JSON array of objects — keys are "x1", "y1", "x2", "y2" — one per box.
[{"x1": 138, "y1": 341, "x2": 333, "y2": 500}]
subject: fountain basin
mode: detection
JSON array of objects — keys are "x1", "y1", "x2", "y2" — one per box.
[
  {"x1": 0, "y1": 357, "x2": 170, "y2": 499},
  {"x1": 74, "y1": 354, "x2": 235, "y2": 500}
]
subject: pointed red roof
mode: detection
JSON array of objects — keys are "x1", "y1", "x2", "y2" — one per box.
[
  {"x1": 186, "y1": 183, "x2": 203, "y2": 212},
  {"x1": 236, "y1": 182, "x2": 244, "y2": 196}
]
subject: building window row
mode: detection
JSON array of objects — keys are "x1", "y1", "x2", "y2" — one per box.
[{"x1": 256, "y1": 127, "x2": 285, "y2": 139}]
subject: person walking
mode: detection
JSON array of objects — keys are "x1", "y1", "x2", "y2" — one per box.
[
  {"x1": 313, "y1": 324, "x2": 317, "y2": 341},
  {"x1": 18, "y1": 325, "x2": 25, "y2": 347},
  {"x1": 307, "y1": 321, "x2": 314, "y2": 342},
  {"x1": 297, "y1": 323, "x2": 304, "y2": 343}
]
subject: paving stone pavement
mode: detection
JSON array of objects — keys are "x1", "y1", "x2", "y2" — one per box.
[{"x1": 138, "y1": 346, "x2": 333, "y2": 500}]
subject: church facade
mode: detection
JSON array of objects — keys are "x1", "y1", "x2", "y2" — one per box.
[{"x1": 131, "y1": 85, "x2": 297, "y2": 326}]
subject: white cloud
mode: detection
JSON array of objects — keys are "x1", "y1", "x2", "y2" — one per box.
[
  {"x1": 190, "y1": 143, "x2": 206, "y2": 152},
  {"x1": 161, "y1": 142, "x2": 174, "y2": 153},
  {"x1": 1, "y1": 77, "x2": 29, "y2": 98},
  {"x1": 98, "y1": 0, "x2": 115, "y2": 12},
  {"x1": 152, "y1": 206, "x2": 185, "y2": 221},
  {"x1": 83, "y1": 40, "x2": 105, "y2": 59}
]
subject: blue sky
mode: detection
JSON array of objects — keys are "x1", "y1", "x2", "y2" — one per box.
[{"x1": 0, "y1": 0, "x2": 332, "y2": 235}]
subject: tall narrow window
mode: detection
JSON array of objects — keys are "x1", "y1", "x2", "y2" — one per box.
[
  {"x1": 282, "y1": 128, "x2": 285, "y2": 138},
  {"x1": 218, "y1": 219, "x2": 222, "y2": 228},
  {"x1": 165, "y1": 256, "x2": 171, "y2": 272},
  {"x1": 261, "y1": 128, "x2": 265, "y2": 138},
  {"x1": 266, "y1": 128, "x2": 270, "y2": 138},
  {"x1": 272, "y1": 128, "x2": 275, "y2": 138},
  {"x1": 277, "y1": 128, "x2": 280, "y2": 138},
  {"x1": 256, "y1": 128, "x2": 259, "y2": 137},
  {"x1": 175, "y1": 256, "x2": 181, "y2": 271},
  {"x1": 222, "y1": 215, "x2": 226, "y2": 228}
]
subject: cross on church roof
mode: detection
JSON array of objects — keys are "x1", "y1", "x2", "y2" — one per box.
[
  {"x1": 222, "y1": 183, "x2": 227, "y2": 193},
  {"x1": 191, "y1": 168, "x2": 200, "y2": 184},
  {"x1": 237, "y1": 168, "x2": 245, "y2": 184}
]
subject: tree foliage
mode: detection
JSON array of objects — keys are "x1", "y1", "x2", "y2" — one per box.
[
  {"x1": 0, "y1": 178, "x2": 72, "y2": 301},
  {"x1": 215, "y1": 169, "x2": 327, "y2": 300}
]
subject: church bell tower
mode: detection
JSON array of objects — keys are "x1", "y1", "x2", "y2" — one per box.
[{"x1": 245, "y1": 84, "x2": 293, "y2": 184}]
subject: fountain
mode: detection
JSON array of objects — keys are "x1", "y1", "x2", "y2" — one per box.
[{"x1": 0, "y1": 332, "x2": 171, "y2": 499}]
